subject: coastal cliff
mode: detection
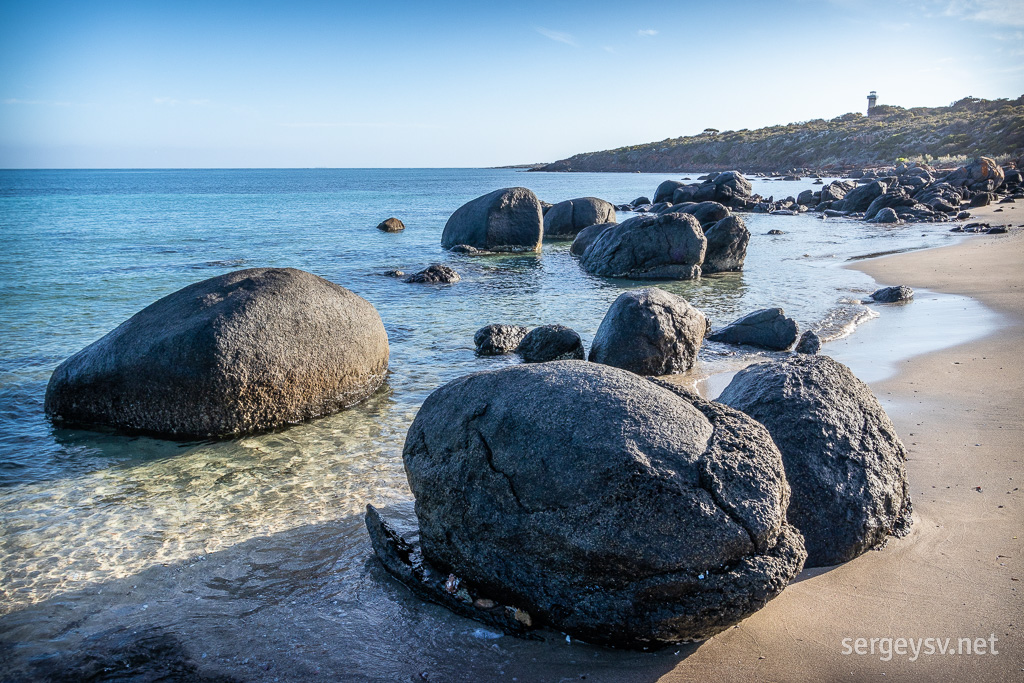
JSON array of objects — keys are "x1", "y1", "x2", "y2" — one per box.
[{"x1": 534, "y1": 95, "x2": 1024, "y2": 173}]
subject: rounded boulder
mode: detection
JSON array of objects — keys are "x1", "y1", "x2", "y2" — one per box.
[
  {"x1": 718, "y1": 355, "x2": 913, "y2": 567},
  {"x1": 441, "y1": 187, "x2": 543, "y2": 253},
  {"x1": 543, "y1": 197, "x2": 616, "y2": 240},
  {"x1": 403, "y1": 361, "x2": 806, "y2": 647},
  {"x1": 579, "y1": 213, "x2": 706, "y2": 280},
  {"x1": 45, "y1": 268, "x2": 389, "y2": 438},
  {"x1": 589, "y1": 288, "x2": 709, "y2": 375}
]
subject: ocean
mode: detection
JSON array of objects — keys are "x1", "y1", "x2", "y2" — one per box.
[{"x1": 0, "y1": 168, "x2": 983, "y2": 676}]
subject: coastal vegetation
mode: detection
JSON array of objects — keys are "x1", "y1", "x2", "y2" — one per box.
[{"x1": 535, "y1": 95, "x2": 1024, "y2": 173}]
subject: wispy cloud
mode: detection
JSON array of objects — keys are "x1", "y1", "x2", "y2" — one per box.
[
  {"x1": 4, "y1": 98, "x2": 72, "y2": 106},
  {"x1": 637, "y1": 29, "x2": 658, "y2": 37},
  {"x1": 939, "y1": 0, "x2": 1024, "y2": 26},
  {"x1": 536, "y1": 27, "x2": 577, "y2": 47}
]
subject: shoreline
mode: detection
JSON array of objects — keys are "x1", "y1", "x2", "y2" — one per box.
[{"x1": 1, "y1": 207, "x2": 1021, "y2": 681}]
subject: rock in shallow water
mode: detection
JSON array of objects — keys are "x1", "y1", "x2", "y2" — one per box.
[
  {"x1": 718, "y1": 355, "x2": 913, "y2": 567},
  {"x1": 45, "y1": 267, "x2": 389, "y2": 439},
  {"x1": 543, "y1": 197, "x2": 616, "y2": 239},
  {"x1": 516, "y1": 325, "x2": 584, "y2": 362},
  {"x1": 441, "y1": 187, "x2": 543, "y2": 253},
  {"x1": 403, "y1": 264, "x2": 461, "y2": 284},
  {"x1": 579, "y1": 213, "x2": 706, "y2": 280},
  {"x1": 399, "y1": 361, "x2": 806, "y2": 648},
  {"x1": 588, "y1": 288, "x2": 708, "y2": 375},
  {"x1": 376, "y1": 217, "x2": 405, "y2": 232},
  {"x1": 707, "y1": 308, "x2": 799, "y2": 351},
  {"x1": 474, "y1": 324, "x2": 529, "y2": 356},
  {"x1": 870, "y1": 285, "x2": 914, "y2": 303},
  {"x1": 794, "y1": 330, "x2": 821, "y2": 354}
]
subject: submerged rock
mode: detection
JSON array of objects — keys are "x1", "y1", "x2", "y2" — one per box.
[
  {"x1": 702, "y1": 215, "x2": 750, "y2": 273},
  {"x1": 718, "y1": 356, "x2": 913, "y2": 567},
  {"x1": 404, "y1": 264, "x2": 461, "y2": 284},
  {"x1": 516, "y1": 325, "x2": 585, "y2": 362},
  {"x1": 45, "y1": 268, "x2": 389, "y2": 438},
  {"x1": 543, "y1": 197, "x2": 616, "y2": 239},
  {"x1": 870, "y1": 285, "x2": 914, "y2": 303},
  {"x1": 401, "y1": 361, "x2": 806, "y2": 648},
  {"x1": 707, "y1": 308, "x2": 799, "y2": 351},
  {"x1": 474, "y1": 324, "x2": 529, "y2": 356},
  {"x1": 588, "y1": 288, "x2": 708, "y2": 375},
  {"x1": 376, "y1": 217, "x2": 405, "y2": 232},
  {"x1": 441, "y1": 187, "x2": 543, "y2": 253},
  {"x1": 579, "y1": 213, "x2": 706, "y2": 280}
]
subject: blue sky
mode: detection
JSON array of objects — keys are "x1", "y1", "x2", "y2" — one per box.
[{"x1": 1, "y1": 0, "x2": 1022, "y2": 168}]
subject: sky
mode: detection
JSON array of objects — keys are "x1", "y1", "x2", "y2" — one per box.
[{"x1": 1, "y1": 0, "x2": 1022, "y2": 168}]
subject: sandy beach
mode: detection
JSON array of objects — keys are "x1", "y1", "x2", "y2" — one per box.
[{"x1": 649, "y1": 205, "x2": 1024, "y2": 681}]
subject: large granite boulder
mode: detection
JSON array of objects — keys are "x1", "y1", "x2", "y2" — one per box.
[
  {"x1": 474, "y1": 324, "x2": 529, "y2": 355},
  {"x1": 45, "y1": 268, "x2": 389, "y2": 438},
  {"x1": 702, "y1": 215, "x2": 750, "y2": 273},
  {"x1": 653, "y1": 179, "x2": 687, "y2": 204},
  {"x1": 708, "y1": 170, "x2": 754, "y2": 206},
  {"x1": 863, "y1": 189, "x2": 914, "y2": 220},
  {"x1": 707, "y1": 308, "x2": 799, "y2": 351},
  {"x1": 819, "y1": 180, "x2": 855, "y2": 203},
  {"x1": 441, "y1": 187, "x2": 543, "y2": 253},
  {"x1": 588, "y1": 288, "x2": 709, "y2": 375},
  {"x1": 579, "y1": 213, "x2": 706, "y2": 280},
  {"x1": 402, "y1": 361, "x2": 806, "y2": 648},
  {"x1": 543, "y1": 197, "x2": 616, "y2": 239},
  {"x1": 944, "y1": 156, "x2": 1004, "y2": 193},
  {"x1": 516, "y1": 325, "x2": 585, "y2": 362},
  {"x1": 718, "y1": 356, "x2": 913, "y2": 567},
  {"x1": 678, "y1": 201, "x2": 730, "y2": 228},
  {"x1": 569, "y1": 222, "x2": 616, "y2": 256},
  {"x1": 834, "y1": 180, "x2": 887, "y2": 213}
]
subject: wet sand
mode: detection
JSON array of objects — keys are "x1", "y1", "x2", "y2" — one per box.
[{"x1": 2, "y1": 206, "x2": 1022, "y2": 681}]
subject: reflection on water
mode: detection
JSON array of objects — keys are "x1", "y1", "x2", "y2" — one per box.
[{"x1": 0, "y1": 169, "x2": 973, "y2": 651}]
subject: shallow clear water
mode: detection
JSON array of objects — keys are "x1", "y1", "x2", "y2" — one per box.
[{"x1": 0, "y1": 169, "x2": 968, "y2": 630}]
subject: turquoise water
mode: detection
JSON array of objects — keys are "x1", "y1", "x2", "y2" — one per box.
[{"x1": 0, "y1": 169, "x2": 967, "y2": 658}]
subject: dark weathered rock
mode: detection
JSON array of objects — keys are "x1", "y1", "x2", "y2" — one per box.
[
  {"x1": 441, "y1": 187, "x2": 543, "y2": 253},
  {"x1": 834, "y1": 180, "x2": 887, "y2": 212},
  {"x1": 819, "y1": 180, "x2": 855, "y2": 203},
  {"x1": 543, "y1": 197, "x2": 616, "y2": 239},
  {"x1": 474, "y1": 324, "x2": 529, "y2": 356},
  {"x1": 579, "y1": 213, "x2": 706, "y2": 280},
  {"x1": 969, "y1": 192, "x2": 993, "y2": 208},
  {"x1": 767, "y1": 229, "x2": 786, "y2": 235},
  {"x1": 944, "y1": 156, "x2": 1004, "y2": 192},
  {"x1": 45, "y1": 268, "x2": 389, "y2": 438},
  {"x1": 707, "y1": 308, "x2": 798, "y2": 351},
  {"x1": 796, "y1": 189, "x2": 816, "y2": 206},
  {"x1": 678, "y1": 201, "x2": 730, "y2": 228},
  {"x1": 718, "y1": 355, "x2": 913, "y2": 567},
  {"x1": 569, "y1": 222, "x2": 616, "y2": 256},
  {"x1": 702, "y1": 215, "x2": 750, "y2": 274},
  {"x1": 869, "y1": 207, "x2": 900, "y2": 224},
  {"x1": 382, "y1": 269, "x2": 405, "y2": 277},
  {"x1": 794, "y1": 330, "x2": 820, "y2": 354},
  {"x1": 870, "y1": 285, "x2": 914, "y2": 303},
  {"x1": 863, "y1": 189, "x2": 913, "y2": 220},
  {"x1": 404, "y1": 264, "x2": 460, "y2": 284},
  {"x1": 402, "y1": 361, "x2": 806, "y2": 648},
  {"x1": 653, "y1": 180, "x2": 687, "y2": 204},
  {"x1": 376, "y1": 217, "x2": 405, "y2": 232},
  {"x1": 516, "y1": 325, "x2": 585, "y2": 362},
  {"x1": 588, "y1": 288, "x2": 708, "y2": 375},
  {"x1": 709, "y1": 171, "x2": 753, "y2": 205},
  {"x1": 631, "y1": 196, "x2": 652, "y2": 206}
]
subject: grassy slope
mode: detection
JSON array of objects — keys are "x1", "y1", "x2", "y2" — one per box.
[{"x1": 536, "y1": 96, "x2": 1024, "y2": 173}]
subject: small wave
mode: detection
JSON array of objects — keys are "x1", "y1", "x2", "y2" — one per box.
[
  {"x1": 812, "y1": 301, "x2": 879, "y2": 342},
  {"x1": 194, "y1": 259, "x2": 249, "y2": 269}
]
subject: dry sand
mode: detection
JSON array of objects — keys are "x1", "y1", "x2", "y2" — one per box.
[{"x1": 656, "y1": 204, "x2": 1024, "y2": 681}]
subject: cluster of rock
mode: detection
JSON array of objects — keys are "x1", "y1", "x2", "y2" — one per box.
[
  {"x1": 372, "y1": 350, "x2": 913, "y2": 646},
  {"x1": 45, "y1": 268, "x2": 390, "y2": 439},
  {"x1": 793, "y1": 157, "x2": 1022, "y2": 224},
  {"x1": 474, "y1": 323, "x2": 585, "y2": 363}
]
